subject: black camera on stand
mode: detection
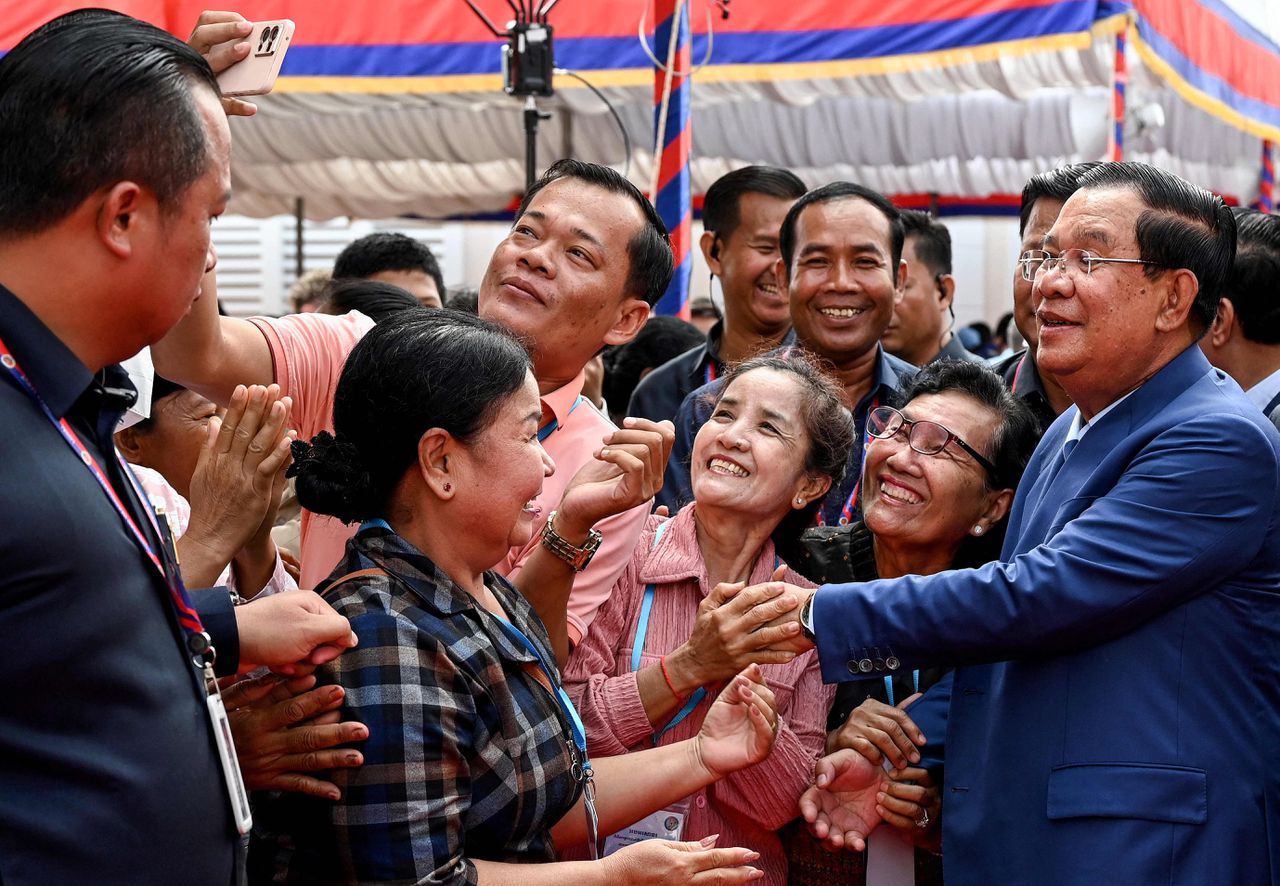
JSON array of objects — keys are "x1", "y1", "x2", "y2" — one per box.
[
  {"x1": 503, "y1": 22, "x2": 554, "y2": 97},
  {"x1": 463, "y1": 2, "x2": 559, "y2": 188}
]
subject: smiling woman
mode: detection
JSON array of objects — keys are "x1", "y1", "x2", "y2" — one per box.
[
  {"x1": 563, "y1": 351, "x2": 856, "y2": 885},
  {"x1": 785, "y1": 359, "x2": 1039, "y2": 885},
  {"x1": 252, "y1": 309, "x2": 782, "y2": 886}
]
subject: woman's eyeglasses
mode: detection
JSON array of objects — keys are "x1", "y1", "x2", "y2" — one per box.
[{"x1": 867, "y1": 405, "x2": 998, "y2": 480}]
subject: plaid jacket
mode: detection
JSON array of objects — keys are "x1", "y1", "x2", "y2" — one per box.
[{"x1": 251, "y1": 525, "x2": 583, "y2": 885}]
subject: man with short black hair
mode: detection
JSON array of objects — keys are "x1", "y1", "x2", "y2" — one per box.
[
  {"x1": 332, "y1": 231, "x2": 446, "y2": 309},
  {"x1": 776, "y1": 161, "x2": 1280, "y2": 885},
  {"x1": 990, "y1": 162, "x2": 1099, "y2": 432},
  {"x1": 881, "y1": 211, "x2": 980, "y2": 366},
  {"x1": 156, "y1": 156, "x2": 673, "y2": 655},
  {"x1": 658, "y1": 181, "x2": 916, "y2": 520},
  {"x1": 1200, "y1": 206, "x2": 1280, "y2": 429},
  {"x1": 0, "y1": 11, "x2": 355, "y2": 884},
  {"x1": 628, "y1": 165, "x2": 805, "y2": 423}
]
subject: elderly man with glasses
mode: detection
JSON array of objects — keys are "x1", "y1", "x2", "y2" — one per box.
[{"x1": 753, "y1": 162, "x2": 1280, "y2": 885}]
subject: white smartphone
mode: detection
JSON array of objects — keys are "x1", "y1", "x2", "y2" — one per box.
[{"x1": 216, "y1": 19, "x2": 295, "y2": 97}]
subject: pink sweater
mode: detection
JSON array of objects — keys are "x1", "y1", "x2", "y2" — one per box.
[{"x1": 563, "y1": 505, "x2": 832, "y2": 885}]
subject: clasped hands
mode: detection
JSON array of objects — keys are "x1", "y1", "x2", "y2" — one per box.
[{"x1": 800, "y1": 696, "x2": 941, "y2": 853}]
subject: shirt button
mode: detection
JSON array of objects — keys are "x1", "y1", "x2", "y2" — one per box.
[
  {"x1": 859, "y1": 659, "x2": 874, "y2": 673},
  {"x1": 695, "y1": 795, "x2": 707, "y2": 809},
  {"x1": 847, "y1": 660, "x2": 860, "y2": 674}
]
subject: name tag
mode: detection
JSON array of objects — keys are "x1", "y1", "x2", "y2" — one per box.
[
  {"x1": 603, "y1": 799, "x2": 688, "y2": 855},
  {"x1": 205, "y1": 666, "x2": 253, "y2": 835}
]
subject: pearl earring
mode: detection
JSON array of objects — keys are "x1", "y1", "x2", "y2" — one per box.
[
  {"x1": 794, "y1": 496, "x2": 805, "y2": 506},
  {"x1": 972, "y1": 524, "x2": 984, "y2": 536}
]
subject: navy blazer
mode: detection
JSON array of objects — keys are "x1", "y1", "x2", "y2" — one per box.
[{"x1": 814, "y1": 346, "x2": 1280, "y2": 885}]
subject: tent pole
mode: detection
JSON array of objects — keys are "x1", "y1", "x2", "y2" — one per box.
[
  {"x1": 294, "y1": 197, "x2": 304, "y2": 280},
  {"x1": 1259, "y1": 140, "x2": 1275, "y2": 213},
  {"x1": 1111, "y1": 27, "x2": 1127, "y2": 161}
]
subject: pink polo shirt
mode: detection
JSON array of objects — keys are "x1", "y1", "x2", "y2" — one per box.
[
  {"x1": 562, "y1": 504, "x2": 833, "y2": 885},
  {"x1": 247, "y1": 310, "x2": 648, "y2": 643}
]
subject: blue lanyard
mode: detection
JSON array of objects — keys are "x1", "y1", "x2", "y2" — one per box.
[
  {"x1": 629, "y1": 520, "x2": 706, "y2": 743},
  {"x1": 491, "y1": 611, "x2": 599, "y2": 860},
  {"x1": 537, "y1": 395, "x2": 587, "y2": 443},
  {"x1": 492, "y1": 614, "x2": 589, "y2": 760},
  {"x1": 882, "y1": 670, "x2": 920, "y2": 707}
]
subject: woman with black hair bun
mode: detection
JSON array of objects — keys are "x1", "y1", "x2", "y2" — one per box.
[{"x1": 252, "y1": 309, "x2": 781, "y2": 886}]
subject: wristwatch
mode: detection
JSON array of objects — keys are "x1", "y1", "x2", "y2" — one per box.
[
  {"x1": 540, "y1": 509, "x2": 603, "y2": 572},
  {"x1": 800, "y1": 595, "x2": 816, "y2": 642}
]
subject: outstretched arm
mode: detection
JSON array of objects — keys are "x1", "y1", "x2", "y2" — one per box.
[{"x1": 152, "y1": 270, "x2": 274, "y2": 406}]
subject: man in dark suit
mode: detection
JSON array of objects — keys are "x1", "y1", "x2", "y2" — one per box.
[
  {"x1": 763, "y1": 162, "x2": 1280, "y2": 884},
  {"x1": 0, "y1": 12, "x2": 355, "y2": 884},
  {"x1": 1200, "y1": 206, "x2": 1280, "y2": 430}
]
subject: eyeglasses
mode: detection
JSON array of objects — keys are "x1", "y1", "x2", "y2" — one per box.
[
  {"x1": 1017, "y1": 248, "x2": 1164, "y2": 282},
  {"x1": 867, "y1": 405, "x2": 998, "y2": 479}
]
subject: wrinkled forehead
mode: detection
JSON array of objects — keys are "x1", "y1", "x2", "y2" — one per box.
[
  {"x1": 1044, "y1": 186, "x2": 1143, "y2": 252},
  {"x1": 795, "y1": 196, "x2": 892, "y2": 253},
  {"x1": 719, "y1": 367, "x2": 806, "y2": 419},
  {"x1": 902, "y1": 391, "x2": 998, "y2": 447},
  {"x1": 520, "y1": 177, "x2": 646, "y2": 248}
]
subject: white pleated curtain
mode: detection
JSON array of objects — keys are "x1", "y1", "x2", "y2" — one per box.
[{"x1": 226, "y1": 34, "x2": 1264, "y2": 220}]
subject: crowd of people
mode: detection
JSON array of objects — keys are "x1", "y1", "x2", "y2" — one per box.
[{"x1": 3, "y1": 8, "x2": 1280, "y2": 886}]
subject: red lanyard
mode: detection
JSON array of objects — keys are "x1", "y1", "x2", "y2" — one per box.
[
  {"x1": 818, "y1": 393, "x2": 880, "y2": 527},
  {"x1": 0, "y1": 337, "x2": 209, "y2": 657},
  {"x1": 1011, "y1": 352, "x2": 1029, "y2": 394}
]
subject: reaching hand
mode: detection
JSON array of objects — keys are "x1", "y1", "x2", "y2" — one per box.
[
  {"x1": 187, "y1": 10, "x2": 258, "y2": 117},
  {"x1": 221, "y1": 672, "x2": 367, "y2": 799},
  {"x1": 750, "y1": 583, "x2": 816, "y2": 656},
  {"x1": 666, "y1": 579, "x2": 803, "y2": 690},
  {"x1": 693, "y1": 664, "x2": 778, "y2": 779},
  {"x1": 555, "y1": 418, "x2": 675, "y2": 535},
  {"x1": 799, "y1": 749, "x2": 888, "y2": 852},
  {"x1": 602, "y1": 835, "x2": 763, "y2": 885},
  {"x1": 878, "y1": 766, "x2": 942, "y2": 850},
  {"x1": 234, "y1": 589, "x2": 358, "y2": 674},
  {"x1": 827, "y1": 694, "x2": 926, "y2": 768}
]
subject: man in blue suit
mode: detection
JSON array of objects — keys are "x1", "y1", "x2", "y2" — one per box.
[{"x1": 764, "y1": 162, "x2": 1280, "y2": 885}]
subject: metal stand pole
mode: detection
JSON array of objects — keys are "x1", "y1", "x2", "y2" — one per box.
[{"x1": 523, "y1": 96, "x2": 551, "y2": 191}]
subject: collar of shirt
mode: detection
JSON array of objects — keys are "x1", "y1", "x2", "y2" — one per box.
[
  {"x1": 1246, "y1": 365, "x2": 1280, "y2": 413},
  {"x1": 0, "y1": 282, "x2": 96, "y2": 418},
  {"x1": 997, "y1": 348, "x2": 1048, "y2": 399},
  {"x1": 703, "y1": 319, "x2": 725, "y2": 369},
  {"x1": 703, "y1": 321, "x2": 798, "y2": 377},
  {"x1": 541, "y1": 368, "x2": 587, "y2": 427},
  {"x1": 636, "y1": 502, "x2": 786, "y2": 592},
  {"x1": 934, "y1": 335, "x2": 982, "y2": 364},
  {"x1": 347, "y1": 524, "x2": 548, "y2": 666},
  {"x1": 868, "y1": 344, "x2": 916, "y2": 405},
  {"x1": 1064, "y1": 386, "x2": 1138, "y2": 448}
]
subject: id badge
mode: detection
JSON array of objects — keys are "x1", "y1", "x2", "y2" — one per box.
[
  {"x1": 602, "y1": 798, "x2": 688, "y2": 856},
  {"x1": 205, "y1": 665, "x2": 253, "y2": 835}
]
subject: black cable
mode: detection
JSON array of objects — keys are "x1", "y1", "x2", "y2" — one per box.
[
  {"x1": 555, "y1": 68, "x2": 632, "y2": 179},
  {"x1": 462, "y1": 0, "x2": 508, "y2": 37}
]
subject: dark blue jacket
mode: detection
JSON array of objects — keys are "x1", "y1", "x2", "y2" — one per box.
[
  {"x1": 0, "y1": 284, "x2": 239, "y2": 885},
  {"x1": 814, "y1": 346, "x2": 1280, "y2": 885}
]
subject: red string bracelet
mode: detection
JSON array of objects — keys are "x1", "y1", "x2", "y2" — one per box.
[{"x1": 660, "y1": 655, "x2": 686, "y2": 702}]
